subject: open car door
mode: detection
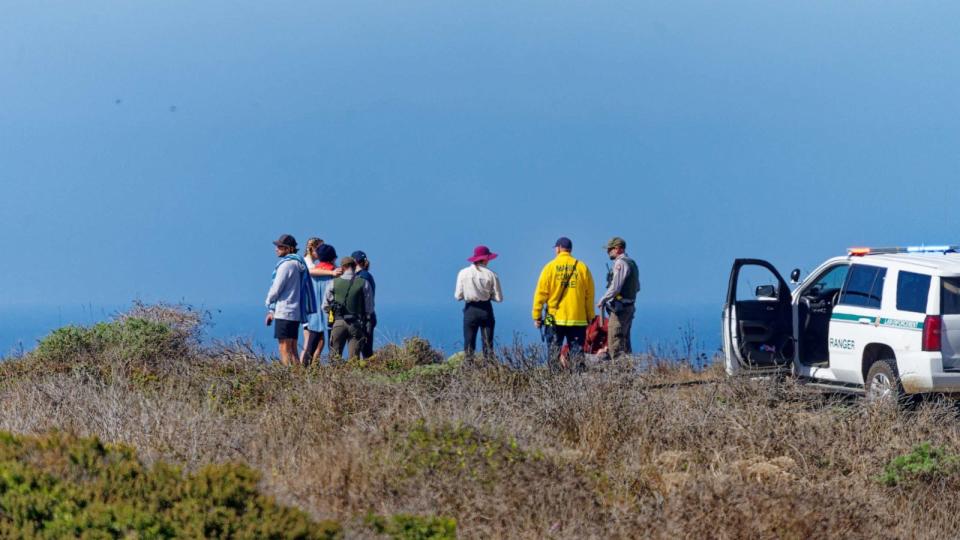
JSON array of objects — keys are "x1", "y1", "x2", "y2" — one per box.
[{"x1": 723, "y1": 259, "x2": 794, "y2": 376}]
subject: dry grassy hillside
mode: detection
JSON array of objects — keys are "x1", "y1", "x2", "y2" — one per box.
[{"x1": 2, "y1": 304, "x2": 960, "y2": 538}]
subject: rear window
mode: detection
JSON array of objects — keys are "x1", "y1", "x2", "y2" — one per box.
[
  {"x1": 896, "y1": 271, "x2": 931, "y2": 313},
  {"x1": 943, "y1": 277, "x2": 960, "y2": 315},
  {"x1": 839, "y1": 265, "x2": 886, "y2": 309}
]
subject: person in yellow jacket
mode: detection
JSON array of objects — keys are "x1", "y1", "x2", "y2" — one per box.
[{"x1": 532, "y1": 237, "x2": 595, "y2": 368}]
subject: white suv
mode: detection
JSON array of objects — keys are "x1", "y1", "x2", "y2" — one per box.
[{"x1": 722, "y1": 246, "x2": 960, "y2": 400}]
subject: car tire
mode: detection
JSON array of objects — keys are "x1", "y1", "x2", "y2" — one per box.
[{"x1": 865, "y1": 359, "x2": 903, "y2": 403}]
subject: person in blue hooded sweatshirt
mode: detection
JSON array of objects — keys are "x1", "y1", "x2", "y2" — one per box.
[{"x1": 265, "y1": 234, "x2": 316, "y2": 366}]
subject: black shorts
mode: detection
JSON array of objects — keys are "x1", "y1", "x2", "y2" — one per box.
[{"x1": 273, "y1": 318, "x2": 300, "y2": 340}]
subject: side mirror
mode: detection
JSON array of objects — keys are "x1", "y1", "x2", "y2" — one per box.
[
  {"x1": 790, "y1": 268, "x2": 801, "y2": 284},
  {"x1": 755, "y1": 285, "x2": 777, "y2": 299}
]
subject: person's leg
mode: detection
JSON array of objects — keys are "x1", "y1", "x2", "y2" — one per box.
[
  {"x1": 274, "y1": 319, "x2": 300, "y2": 366},
  {"x1": 463, "y1": 305, "x2": 480, "y2": 358},
  {"x1": 362, "y1": 316, "x2": 376, "y2": 358},
  {"x1": 477, "y1": 303, "x2": 495, "y2": 359},
  {"x1": 568, "y1": 326, "x2": 587, "y2": 371},
  {"x1": 480, "y1": 317, "x2": 495, "y2": 359},
  {"x1": 347, "y1": 323, "x2": 364, "y2": 360},
  {"x1": 312, "y1": 331, "x2": 326, "y2": 364},
  {"x1": 279, "y1": 339, "x2": 298, "y2": 366},
  {"x1": 608, "y1": 311, "x2": 625, "y2": 358},
  {"x1": 302, "y1": 330, "x2": 322, "y2": 367},
  {"x1": 300, "y1": 325, "x2": 310, "y2": 361},
  {"x1": 621, "y1": 305, "x2": 635, "y2": 355},
  {"x1": 329, "y1": 322, "x2": 348, "y2": 363},
  {"x1": 554, "y1": 326, "x2": 571, "y2": 369},
  {"x1": 545, "y1": 325, "x2": 562, "y2": 370},
  {"x1": 276, "y1": 340, "x2": 288, "y2": 365}
]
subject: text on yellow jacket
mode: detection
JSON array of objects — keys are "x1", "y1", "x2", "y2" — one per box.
[{"x1": 531, "y1": 251, "x2": 596, "y2": 326}]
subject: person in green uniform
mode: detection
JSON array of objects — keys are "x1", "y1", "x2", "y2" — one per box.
[{"x1": 321, "y1": 256, "x2": 375, "y2": 362}]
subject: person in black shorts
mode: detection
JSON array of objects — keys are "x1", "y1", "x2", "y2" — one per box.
[{"x1": 265, "y1": 234, "x2": 312, "y2": 366}]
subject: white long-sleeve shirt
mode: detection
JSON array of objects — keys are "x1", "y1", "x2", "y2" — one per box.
[{"x1": 454, "y1": 264, "x2": 503, "y2": 303}]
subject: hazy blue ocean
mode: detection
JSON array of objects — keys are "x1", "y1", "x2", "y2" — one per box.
[{"x1": 0, "y1": 302, "x2": 722, "y2": 361}]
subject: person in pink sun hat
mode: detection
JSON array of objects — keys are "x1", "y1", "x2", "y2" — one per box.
[{"x1": 454, "y1": 245, "x2": 504, "y2": 359}]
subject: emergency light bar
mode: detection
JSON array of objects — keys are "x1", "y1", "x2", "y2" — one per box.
[{"x1": 848, "y1": 245, "x2": 960, "y2": 256}]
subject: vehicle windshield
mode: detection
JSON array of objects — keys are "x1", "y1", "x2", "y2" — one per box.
[{"x1": 803, "y1": 265, "x2": 849, "y2": 298}]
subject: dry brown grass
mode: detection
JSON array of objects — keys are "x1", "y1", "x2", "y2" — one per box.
[{"x1": 6, "y1": 308, "x2": 960, "y2": 538}]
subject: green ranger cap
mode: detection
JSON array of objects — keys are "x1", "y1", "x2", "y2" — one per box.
[{"x1": 604, "y1": 237, "x2": 626, "y2": 250}]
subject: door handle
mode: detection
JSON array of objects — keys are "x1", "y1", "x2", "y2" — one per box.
[{"x1": 858, "y1": 318, "x2": 872, "y2": 325}]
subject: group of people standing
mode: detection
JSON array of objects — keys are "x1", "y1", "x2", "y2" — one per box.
[
  {"x1": 265, "y1": 234, "x2": 376, "y2": 366},
  {"x1": 454, "y1": 236, "x2": 640, "y2": 367},
  {"x1": 266, "y1": 233, "x2": 638, "y2": 368}
]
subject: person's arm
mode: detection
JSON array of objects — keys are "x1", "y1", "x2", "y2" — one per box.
[
  {"x1": 266, "y1": 261, "x2": 294, "y2": 307},
  {"x1": 584, "y1": 266, "x2": 596, "y2": 321},
  {"x1": 532, "y1": 264, "x2": 552, "y2": 322},
  {"x1": 492, "y1": 272, "x2": 503, "y2": 303},
  {"x1": 598, "y1": 259, "x2": 628, "y2": 307},
  {"x1": 321, "y1": 280, "x2": 334, "y2": 313},
  {"x1": 364, "y1": 281, "x2": 375, "y2": 315},
  {"x1": 309, "y1": 266, "x2": 343, "y2": 278},
  {"x1": 454, "y1": 269, "x2": 465, "y2": 301}
]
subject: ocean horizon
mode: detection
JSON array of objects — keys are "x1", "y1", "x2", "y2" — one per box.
[{"x1": 0, "y1": 302, "x2": 722, "y2": 362}]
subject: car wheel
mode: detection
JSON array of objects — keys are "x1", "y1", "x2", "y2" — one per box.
[{"x1": 865, "y1": 359, "x2": 903, "y2": 403}]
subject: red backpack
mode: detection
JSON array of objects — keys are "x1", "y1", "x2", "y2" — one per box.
[
  {"x1": 559, "y1": 315, "x2": 607, "y2": 358},
  {"x1": 583, "y1": 314, "x2": 608, "y2": 354}
]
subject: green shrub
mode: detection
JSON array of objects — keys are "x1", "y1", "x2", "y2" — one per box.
[
  {"x1": 29, "y1": 302, "x2": 206, "y2": 367},
  {"x1": 365, "y1": 513, "x2": 457, "y2": 540},
  {"x1": 31, "y1": 325, "x2": 94, "y2": 363},
  {"x1": 203, "y1": 362, "x2": 289, "y2": 413},
  {"x1": 397, "y1": 421, "x2": 540, "y2": 483},
  {"x1": 879, "y1": 442, "x2": 960, "y2": 487},
  {"x1": 362, "y1": 338, "x2": 445, "y2": 373},
  {"x1": 343, "y1": 340, "x2": 458, "y2": 384},
  {"x1": 389, "y1": 361, "x2": 461, "y2": 383},
  {"x1": 34, "y1": 318, "x2": 182, "y2": 365},
  {"x1": 118, "y1": 301, "x2": 206, "y2": 345},
  {"x1": 0, "y1": 431, "x2": 341, "y2": 539}
]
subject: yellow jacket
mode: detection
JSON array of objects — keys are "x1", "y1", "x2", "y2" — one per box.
[{"x1": 531, "y1": 252, "x2": 595, "y2": 326}]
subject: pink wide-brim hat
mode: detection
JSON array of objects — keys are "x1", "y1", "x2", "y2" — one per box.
[{"x1": 468, "y1": 245, "x2": 498, "y2": 263}]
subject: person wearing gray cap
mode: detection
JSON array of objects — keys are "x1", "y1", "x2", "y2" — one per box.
[{"x1": 597, "y1": 237, "x2": 640, "y2": 358}]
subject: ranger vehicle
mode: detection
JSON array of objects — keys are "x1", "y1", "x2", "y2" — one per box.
[{"x1": 723, "y1": 246, "x2": 960, "y2": 400}]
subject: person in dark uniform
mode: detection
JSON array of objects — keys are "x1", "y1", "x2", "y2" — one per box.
[
  {"x1": 597, "y1": 237, "x2": 640, "y2": 358},
  {"x1": 321, "y1": 256, "x2": 374, "y2": 362}
]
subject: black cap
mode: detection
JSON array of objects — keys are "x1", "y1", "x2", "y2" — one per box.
[
  {"x1": 316, "y1": 244, "x2": 337, "y2": 263},
  {"x1": 273, "y1": 234, "x2": 297, "y2": 249},
  {"x1": 351, "y1": 250, "x2": 368, "y2": 263},
  {"x1": 554, "y1": 237, "x2": 573, "y2": 250}
]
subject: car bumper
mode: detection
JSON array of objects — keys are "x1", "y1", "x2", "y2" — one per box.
[
  {"x1": 901, "y1": 371, "x2": 960, "y2": 394},
  {"x1": 897, "y1": 353, "x2": 959, "y2": 394}
]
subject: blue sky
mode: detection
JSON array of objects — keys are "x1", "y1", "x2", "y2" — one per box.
[{"x1": 2, "y1": 1, "x2": 960, "y2": 317}]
